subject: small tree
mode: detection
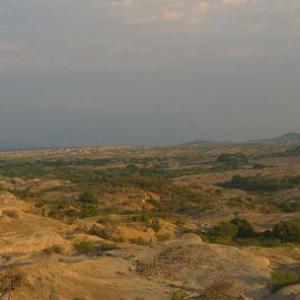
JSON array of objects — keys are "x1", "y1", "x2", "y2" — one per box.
[
  {"x1": 78, "y1": 191, "x2": 97, "y2": 204},
  {"x1": 208, "y1": 222, "x2": 239, "y2": 243},
  {"x1": 231, "y1": 218, "x2": 255, "y2": 238},
  {"x1": 272, "y1": 220, "x2": 300, "y2": 243}
]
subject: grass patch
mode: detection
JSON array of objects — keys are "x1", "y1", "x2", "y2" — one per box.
[
  {"x1": 74, "y1": 240, "x2": 119, "y2": 256},
  {"x1": 129, "y1": 237, "x2": 153, "y2": 246},
  {"x1": 271, "y1": 270, "x2": 300, "y2": 292}
]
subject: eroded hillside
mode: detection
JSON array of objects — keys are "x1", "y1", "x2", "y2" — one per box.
[{"x1": 1, "y1": 142, "x2": 300, "y2": 299}]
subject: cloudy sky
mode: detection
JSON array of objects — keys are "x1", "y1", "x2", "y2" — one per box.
[{"x1": 0, "y1": 0, "x2": 299, "y2": 147}]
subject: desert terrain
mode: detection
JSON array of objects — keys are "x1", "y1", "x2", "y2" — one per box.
[{"x1": 2, "y1": 135, "x2": 300, "y2": 299}]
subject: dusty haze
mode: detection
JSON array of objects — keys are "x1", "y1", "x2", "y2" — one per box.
[{"x1": 0, "y1": 0, "x2": 299, "y2": 147}]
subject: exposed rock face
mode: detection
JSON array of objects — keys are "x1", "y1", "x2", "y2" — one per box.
[{"x1": 88, "y1": 223, "x2": 106, "y2": 237}]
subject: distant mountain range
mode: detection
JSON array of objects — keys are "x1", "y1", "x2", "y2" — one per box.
[
  {"x1": 179, "y1": 140, "x2": 232, "y2": 147},
  {"x1": 1, "y1": 132, "x2": 300, "y2": 151},
  {"x1": 272, "y1": 132, "x2": 300, "y2": 141},
  {"x1": 250, "y1": 132, "x2": 300, "y2": 144},
  {"x1": 180, "y1": 132, "x2": 300, "y2": 147}
]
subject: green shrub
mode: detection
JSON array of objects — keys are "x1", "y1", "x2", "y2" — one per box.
[
  {"x1": 220, "y1": 174, "x2": 300, "y2": 192},
  {"x1": 226, "y1": 197, "x2": 243, "y2": 207},
  {"x1": 129, "y1": 237, "x2": 152, "y2": 246},
  {"x1": 216, "y1": 153, "x2": 249, "y2": 167},
  {"x1": 231, "y1": 218, "x2": 255, "y2": 238},
  {"x1": 277, "y1": 201, "x2": 300, "y2": 213},
  {"x1": 74, "y1": 240, "x2": 97, "y2": 255},
  {"x1": 156, "y1": 233, "x2": 171, "y2": 241},
  {"x1": 78, "y1": 191, "x2": 97, "y2": 204},
  {"x1": 133, "y1": 210, "x2": 151, "y2": 223},
  {"x1": 207, "y1": 218, "x2": 300, "y2": 246},
  {"x1": 98, "y1": 243, "x2": 119, "y2": 252},
  {"x1": 48, "y1": 209, "x2": 64, "y2": 220},
  {"x1": 208, "y1": 222, "x2": 239, "y2": 243},
  {"x1": 271, "y1": 270, "x2": 300, "y2": 291},
  {"x1": 35, "y1": 201, "x2": 45, "y2": 208},
  {"x1": 43, "y1": 244, "x2": 64, "y2": 255},
  {"x1": 170, "y1": 290, "x2": 189, "y2": 300},
  {"x1": 74, "y1": 240, "x2": 118, "y2": 256},
  {"x1": 148, "y1": 198, "x2": 160, "y2": 207},
  {"x1": 97, "y1": 214, "x2": 110, "y2": 224},
  {"x1": 207, "y1": 218, "x2": 258, "y2": 244},
  {"x1": 272, "y1": 220, "x2": 300, "y2": 243},
  {"x1": 79, "y1": 204, "x2": 99, "y2": 218},
  {"x1": 151, "y1": 219, "x2": 161, "y2": 232},
  {"x1": 220, "y1": 175, "x2": 283, "y2": 192}
]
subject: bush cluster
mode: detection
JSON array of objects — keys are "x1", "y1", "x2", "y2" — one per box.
[
  {"x1": 216, "y1": 153, "x2": 249, "y2": 167},
  {"x1": 74, "y1": 240, "x2": 118, "y2": 256},
  {"x1": 207, "y1": 219, "x2": 300, "y2": 245},
  {"x1": 208, "y1": 218, "x2": 255, "y2": 244},
  {"x1": 220, "y1": 175, "x2": 300, "y2": 192},
  {"x1": 271, "y1": 270, "x2": 300, "y2": 292}
]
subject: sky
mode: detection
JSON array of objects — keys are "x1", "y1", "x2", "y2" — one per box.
[{"x1": 0, "y1": 0, "x2": 300, "y2": 148}]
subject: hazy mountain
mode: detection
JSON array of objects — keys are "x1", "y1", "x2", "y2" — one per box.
[
  {"x1": 272, "y1": 132, "x2": 300, "y2": 141},
  {"x1": 249, "y1": 132, "x2": 300, "y2": 144}
]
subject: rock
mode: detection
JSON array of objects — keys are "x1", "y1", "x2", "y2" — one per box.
[
  {"x1": 164, "y1": 233, "x2": 203, "y2": 247},
  {"x1": 180, "y1": 233, "x2": 203, "y2": 244},
  {"x1": 88, "y1": 223, "x2": 106, "y2": 237},
  {"x1": 1, "y1": 208, "x2": 21, "y2": 219}
]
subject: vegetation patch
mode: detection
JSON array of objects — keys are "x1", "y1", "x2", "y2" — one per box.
[
  {"x1": 206, "y1": 218, "x2": 300, "y2": 246},
  {"x1": 216, "y1": 153, "x2": 249, "y2": 167},
  {"x1": 220, "y1": 175, "x2": 300, "y2": 192},
  {"x1": 271, "y1": 270, "x2": 300, "y2": 292},
  {"x1": 74, "y1": 240, "x2": 119, "y2": 256}
]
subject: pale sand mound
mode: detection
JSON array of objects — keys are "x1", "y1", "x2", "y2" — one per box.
[
  {"x1": 134, "y1": 234, "x2": 271, "y2": 298},
  {"x1": 14, "y1": 257, "x2": 170, "y2": 300},
  {"x1": 29, "y1": 179, "x2": 72, "y2": 194},
  {"x1": 0, "y1": 191, "x2": 31, "y2": 211},
  {"x1": 0, "y1": 210, "x2": 65, "y2": 255},
  {"x1": 0, "y1": 176, "x2": 71, "y2": 194},
  {"x1": 0, "y1": 191, "x2": 17, "y2": 204},
  {"x1": 113, "y1": 225, "x2": 155, "y2": 241},
  {"x1": 2, "y1": 233, "x2": 273, "y2": 300},
  {"x1": 0, "y1": 224, "x2": 64, "y2": 255}
]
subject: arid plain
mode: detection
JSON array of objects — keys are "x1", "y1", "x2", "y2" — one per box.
[{"x1": 2, "y1": 135, "x2": 300, "y2": 299}]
